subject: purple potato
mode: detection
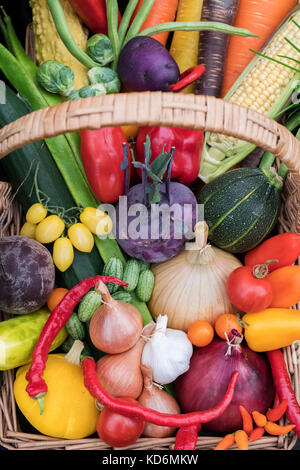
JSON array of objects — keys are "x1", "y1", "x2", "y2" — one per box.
[
  {"x1": 0, "y1": 236, "x2": 55, "y2": 314},
  {"x1": 117, "y1": 36, "x2": 180, "y2": 92},
  {"x1": 115, "y1": 182, "x2": 198, "y2": 263}
]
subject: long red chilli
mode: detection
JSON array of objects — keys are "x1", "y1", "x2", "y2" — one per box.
[
  {"x1": 267, "y1": 349, "x2": 300, "y2": 437},
  {"x1": 174, "y1": 424, "x2": 202, "y2": 450},
  {"x1": 81, "y1": 357, "x2": 239, "y2": 427},
  {"x1": 26, "y1": 276, "x2": 127, "y2": 400}
]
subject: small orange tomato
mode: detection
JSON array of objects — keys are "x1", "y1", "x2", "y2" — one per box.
[
  {"x1": 214, "y1": 313, "x2": 243, "y2": 341},
  {"x1": 47, "y1": 287, "x2": 69, "y2": 312},
  {"x1": 187, "y1": 320, "x2": 214, "y2": 347}
]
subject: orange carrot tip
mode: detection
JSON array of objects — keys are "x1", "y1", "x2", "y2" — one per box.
[
  {"x1": 249, "y1": 427, "x2": 265, "y2": 442},
  {"x1": 214, "y1": 433, "x2": 235, "y2": 450},
  {"x1": 252, "y1": 410, "x2": 267, "y2": 428},
  {"x1": 264, "y1": 421, "x2": 296, "y2": 436},
  {"x1": 234, "y1": 429, "x2": 249, "y2": 450},
  {"x1": 266, "y1": 398, "x2": 289, "y2": 422},
  {"x1": 239, "y1": 405, "x2": 254, "y2": 436}
]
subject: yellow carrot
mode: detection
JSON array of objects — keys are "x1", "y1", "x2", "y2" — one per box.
[{"x1": 169, "y1": 0, "x2": 203, "y2": 93}]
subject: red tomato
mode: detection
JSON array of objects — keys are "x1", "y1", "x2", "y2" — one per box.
[
  {"x1": 226, "y1": 265, "x2": 273, "y2": 313},
  {"x1": 96, "y1": 397, "x2": 145, "y2": 447},
  {"x1": 80, "y1": 127, "x2": 131, "y2": 204}
]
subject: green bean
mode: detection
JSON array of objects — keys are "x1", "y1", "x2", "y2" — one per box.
[
  {"x1": 46, "y1": 0, "x2": 98, "y2": 69},
  {"x1": 106, "y1": 0, "x2": 120, "y2": 71},
  {"x1": 117, "y1": 0, "x2": 139, "y2": 47},
  {"x1": 124, "y1": 0, "x2": 155, "y2": 46}
]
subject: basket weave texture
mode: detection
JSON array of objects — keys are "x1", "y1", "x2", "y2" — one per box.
[{"x1": 0, "y1": 91, "x2": 300, "y2": 450}]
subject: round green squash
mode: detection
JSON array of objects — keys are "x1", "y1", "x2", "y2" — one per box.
[{"x1": 197, "y1": 167, "x2": 283, "y2": 254}]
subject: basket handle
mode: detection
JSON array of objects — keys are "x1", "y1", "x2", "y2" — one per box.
[{"x1": 0, "y1": 91, "x2": 300, "y2": 175}]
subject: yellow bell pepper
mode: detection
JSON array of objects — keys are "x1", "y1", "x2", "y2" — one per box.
[
  {"x1": 13, "y1": 341, "x2": 99, "y2": 439},
  {"x1": 242, "y1": 308, "x2": 300, "y2": 352}
]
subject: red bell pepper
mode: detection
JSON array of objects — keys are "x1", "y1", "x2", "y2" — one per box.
[
  {"x1": 68, "y1": 0, "x2": 121, "y2": 35},
  {"x1": 135, "y1": 126, "x2": 204, "y2": 185},
  {"x1": 81, "y1": 127, "x2": 131, "y2": 204}
]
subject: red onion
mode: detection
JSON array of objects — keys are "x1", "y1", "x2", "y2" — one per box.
[{"x1": 175, "y1": 329, "x2": 275, "y2": 434}]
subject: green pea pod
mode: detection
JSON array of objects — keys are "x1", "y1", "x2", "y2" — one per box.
[{"x1": 0, "y1": 309, "x2": 68, "y2": 370}]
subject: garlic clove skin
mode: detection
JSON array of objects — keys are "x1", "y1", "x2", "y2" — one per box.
[{"x1": 141, "y1": 315, "x2": 193, "y2": 385}]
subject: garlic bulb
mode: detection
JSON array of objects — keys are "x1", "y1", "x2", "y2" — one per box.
[
  {"x1": 148, "y1": 221, "x2": 242, "y2": 331},
  {"x1": 141, "y1": 315, "x2": 193, "y2": 385}
]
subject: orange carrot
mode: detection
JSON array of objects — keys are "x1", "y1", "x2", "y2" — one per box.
[
  {"x1": 234, "y1": 429, "x2": 249, "y2": 450},
  {"x1": 249, "y1": 427, "x2": 265, "y2": 442},
  {"x1": 131, "y1": 0, "x2": 179, "y2": 46},
  {"x1": 214, "y1": 433, "x2": 235, "y2": 450},
  {"x1": 267, "y1": 399, "x2": 289, "y2": 422},
  {"x1": 221, "y1": 0, "x2": 299, "y2": 97},
  {"x1": 252, "y1": 411, "x2": 267, "y2": 428},
  {"x1": 239, "y1": 405, "x2": 253, "y2": 436},
  {"x1": 264, "y1": 422, "x2": 296, "y2": 436}
]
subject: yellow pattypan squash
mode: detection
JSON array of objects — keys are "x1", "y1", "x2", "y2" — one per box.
[{"x1": 13, "y1": 340, "x2": 99, "y2": 439}]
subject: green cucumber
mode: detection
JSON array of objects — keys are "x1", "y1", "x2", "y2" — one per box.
[
  {"x1": 197, "y1": 167, "x2": 283, "y2": 253},
  {"x1": 66, "y1": 313, "x2": 86, "y2": 340},
  {"x1": 78, "y1": 290, "x2": 102, "y2": 322},
  {"x1": 122, "y1": 259, "x2": 140, "y2": 292},
  {"x1": 103, "y1": 256, "x2": 124, "y2": 293},
  {"x1": 0, "y1": 86, "x2": 104, "y2": 290},
  {"x1": 137, "y1": 260, "x2": 150, "y2": 273},
  {"x1": 136, "y1": 269, "x2": 155, "y2": 303},
  {"x1": 112, "y1": 290, "x2": 132, "y2": 302},
  {"x1": 0, "y1": 309, "x2": 68, "y2": 370}
]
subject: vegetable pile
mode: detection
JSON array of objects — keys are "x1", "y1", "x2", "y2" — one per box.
[{"x1": 1, "y1": 0, "x2": 300, "y2": 453}]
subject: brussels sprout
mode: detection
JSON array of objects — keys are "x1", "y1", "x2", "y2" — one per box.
[
  {"x1": 88, "y1": 66, "x2": 121, "y2": 94},
  {"x1": 37, "y1": 60, "x2": 75, "y2": 97},
  {"x1": 66, "y1": 83, "x2": 106, "y2": 101},
  {"x1": 87, "y1": 34, "x2": 114, "y2": 66}
]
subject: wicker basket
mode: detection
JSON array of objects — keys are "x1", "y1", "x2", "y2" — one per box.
[{"x1": 0, "y1": 92, "x2": 300, "y2": 451}]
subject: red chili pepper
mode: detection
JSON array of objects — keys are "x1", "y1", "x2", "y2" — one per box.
[
  {"x1": 244, "y1": 233, "x2": 300, "y2": 273},
  {"x1": 226, "y1": 261, "x2": 275, "y2": 313},
  {"x1": 174, "y1": 424, "x2": 202, "y2": 450},
  {"x1": 81, "y1": 127, "x2": 131, "y2": 204},
  {"x1": 266, "y1": 398, "x2": 289, "y2": 422},
  {"x1": 82, "y1": 357, "x2": 239, "y2": 427},
  {"x1": 169, "y1": 65, "x2": 206, "y2": 92},
  {"x1": 266, "y1": 349, "x2": 300, "y2": 437},
  {"x1": 25, "y1": 275, "x2": 127, "y2": 413},
  {"x1": 135, "y1": 126, "x2": 204, "y2": 185},
  {"x1": 67, "y1": 0, "x2": 121, "y2": 34}
]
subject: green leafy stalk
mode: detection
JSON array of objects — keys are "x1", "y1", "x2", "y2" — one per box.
[
  {"x1": 106, "y1": 0, "x2": 120, "y2": 71},
  {"x1": 46, "y1": 0, "x2": 98, "y2": 69}
]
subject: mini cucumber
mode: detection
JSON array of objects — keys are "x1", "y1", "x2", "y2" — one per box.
[
  {"x1": 66, "y1": 313, "x2": 86, "y2": 340},
  {"x1": 137, "y1": 260, "x2": 150, "y2": 273},
  {"x1": 78, "y1": 290, "x2": 102, "y2": 322},
  {"x1": 112, "y1": 290, "x2": 132, "y2": 302},
  {"x1": 103, "y1": 256, "x2": 124, "y2": 293},
  {"x1": 61, "y1": 336, "x2": 93, "y2": 358},
  {"x1": 122, "y1": 259, "x2": 140, "y2": 292},
  {"x1": 136, "y1": 269, "x2": 155, "y2": 303}
]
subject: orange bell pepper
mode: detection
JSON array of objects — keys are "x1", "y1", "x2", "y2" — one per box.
[
  {"x1": 267, "y1": 266, "x2": 300, "y2": 308},
  {"x1": 242, "y1": 308, "x2": 300, "y2": 352}
]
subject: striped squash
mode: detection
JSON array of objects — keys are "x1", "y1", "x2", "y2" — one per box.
[{"x1": 197, "y1": 167, "x2": 283, "y2": 253}]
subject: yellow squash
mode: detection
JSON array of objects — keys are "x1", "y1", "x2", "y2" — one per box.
[
  {"x1": 29, "y1": 0, "x2": 89, "y2": 88},
  {"x1": 242, "y1": 308, "x2": 300, "y2": 352},
  {"x1": 13, "y1": 341, "x2": 99, "y2": 439}
]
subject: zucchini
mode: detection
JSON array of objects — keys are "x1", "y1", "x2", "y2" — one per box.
[
  {"x1": 0, "y1": 86, "x2": 104, "y2": 289},
  {"x1": 136, "y1": 269, "x2": 155, "y2": 303},
  {"x1": 122, "y1": 259, "x2": 140, "y2": 292},
  {"x1": 78, "y1": 290, "x2": 102, "y2": 322},
  {"x1": 197, "y1": 167, "x2": 283, "y2": 253},
  {"x1": 103, "y1": 256, "x2": 124, "y2": 293}
]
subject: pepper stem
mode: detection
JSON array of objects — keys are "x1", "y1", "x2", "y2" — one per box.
[
  {"x1": 36, "y1": 394, "x2": 45, "y2": 415},
  {"x1": 252, "y1": 259, "x2": 278, "y2": 278}
]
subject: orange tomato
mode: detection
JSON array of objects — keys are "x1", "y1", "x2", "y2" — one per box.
[
  {"x1": 47, "y1": 287, "x2": 69, "y2": 312},
  {"x1": 214, "y1": 313, "x2": 243, "y2": 341},
  {"x1": 187, "y1": 320, "x2": 214, "y2": 347}
]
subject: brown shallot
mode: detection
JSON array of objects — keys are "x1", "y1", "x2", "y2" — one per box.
[
  {"x1": 89, "y1": 280, "x2": 143, "y2": 354},
  {"x1": 138, "y1": 365, "x2": 181, "y2": 438},
  {"x1": 95, "y1": 322, "x2": 155, "y2": 399}
]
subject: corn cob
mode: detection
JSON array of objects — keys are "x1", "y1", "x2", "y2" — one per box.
[
  {"x1": 199, "y1": 8, "x2": 300, "y2": 183},
  {"x1": 29, "y1": 0, "x2": 89, "y2": 89}
]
